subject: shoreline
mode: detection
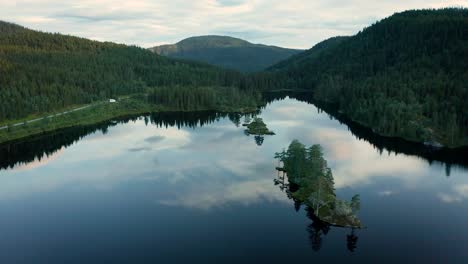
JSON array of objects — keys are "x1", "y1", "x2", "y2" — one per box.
[
  {"x1": 1, "y1": 93, "x2": 467, "y2": 153},
  {"x1": 0, "y1": 98, "x2": 261, "y2": 145},
  {"x1": 265, "y1": 90, "x2": 468, "y2": 149}
]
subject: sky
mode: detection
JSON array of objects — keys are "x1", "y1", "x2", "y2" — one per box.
[{"x1": 1, "y1": 0, "x2": 467, "y2": 49}]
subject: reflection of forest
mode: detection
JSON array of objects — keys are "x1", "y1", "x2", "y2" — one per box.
[
  {"x1": 265, "y1": 91, "x2": 468, "y2": 173},
  {"x1": 0, "y1": 111, "x2": 258, "y2": 170},
  {"x1": 2, "y1": 92, "x2": 466, "y2": 172},
  {"x1": 274, "y1": 140, "x2": 361, "y2": 251}
]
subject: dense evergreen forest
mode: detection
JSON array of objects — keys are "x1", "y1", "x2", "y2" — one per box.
[
  {"x1": 0, "y1": 8, "x2": 467, "y2": 147},
  {"x1": 0, "y1": 21, "x2": 246, "y2": 121},
  {"x1": 150, "y1": 36, "x2": 302, "y2": 72},
  {"x1": 268, "y1": 8, "x2": 468, "y2": 147},
  {"x1": 147, "y1": 86, "x2": 263, "y2": 112}
]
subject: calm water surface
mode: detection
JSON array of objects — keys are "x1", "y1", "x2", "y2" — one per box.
[{"x1": 0, "y1": 97, "x2": 467, "y2": 263}]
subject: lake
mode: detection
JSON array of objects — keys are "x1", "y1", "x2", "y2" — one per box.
[{"x1": 0, "y1": 95, "x2": 467, "y2": 263}]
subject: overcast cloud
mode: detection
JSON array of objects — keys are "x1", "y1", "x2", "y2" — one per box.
[{"x1": 1, "y1": 0, "x2": 466, "y2": 49}]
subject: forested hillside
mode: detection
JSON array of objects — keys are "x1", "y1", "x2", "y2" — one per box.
[
  {"x1": 1, "y1": 8, "x2": 467, "y2": 148},
  {"x1": 269, "y1": 8, "x2": 468, "y2": 147},
  {"x1": 269, "y1": 36, "x2": 349, "y2": 71},
  {"x1": 150, "y1": 36, "x2": 302, "y2": 72},
  {"x1": 0, "y1": 22, "x2": 244, "y2": 121}
]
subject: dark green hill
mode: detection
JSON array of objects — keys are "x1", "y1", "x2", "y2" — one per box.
[
  {"x1": 269, "y1": 8, "x2": 468, "y2": 147},
  {"x1": 269, "y1": 36, "x2": 350, "y2": 71},
  {"x1": 0, "y1": 21, "x2": 243, "y2": 122},
  {"x1": 150, "y1": 36, "x2": 302, "y2": 72}
]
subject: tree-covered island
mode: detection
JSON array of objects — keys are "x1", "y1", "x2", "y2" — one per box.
[
  {"x1": 245, "y1": 117, "x2": 275, "y2": 135},
  {"x1": 275, "y1": 140, "x2": 362, "y2": 228}
]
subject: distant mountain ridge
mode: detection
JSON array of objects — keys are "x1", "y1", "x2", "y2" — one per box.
[{"x1": 149, "y1": 35, "x2": 303, "y2": 72}]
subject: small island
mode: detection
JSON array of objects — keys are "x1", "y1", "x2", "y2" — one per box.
[
  {"x1": 245, "y1": 118, "x2": 275, "y2": 135},
  {"x1": 275, "y1": 140, "x2": 362, "y2": 228}
]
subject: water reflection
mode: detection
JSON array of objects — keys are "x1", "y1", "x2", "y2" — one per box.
[
  {"x1": 0, "y1": 95, "x2": 466, "y2": 210},
  {"x1": 0, "y1": 95, "x2": 467, "y2": 207},
  {"x1": 306, "y1": 208, "x2": 331, "y2": 252},
  {"x1": 0, "y1": 122, "x2": 116, "y2": 170},
  {"x1": 1, "y1": 93, "x2": 467, "y2": 172},
  {"x1": 265, "y1": 91, "x2": 468, "y2": 172},
  {"x1": 0, "y1": 111, "x2": 256, "y2": 171},
  {"x1": 0, "y1": 96, "x2": 467, "y2": 262}
]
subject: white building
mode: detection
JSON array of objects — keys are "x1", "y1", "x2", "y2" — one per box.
[{"x1": 109, "y1": 99, "x2": 116, "y2": 103}]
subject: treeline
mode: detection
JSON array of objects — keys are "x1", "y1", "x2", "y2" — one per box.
[
  {"x1": 0, "y1": 21, "x2": 248, "y2": 121},
  {"x1": 268, "y1": 8, "x2": 468, "y2": 147},
  {"x1": 147, "y1": 86, "x2": 264, "y2": 112}
]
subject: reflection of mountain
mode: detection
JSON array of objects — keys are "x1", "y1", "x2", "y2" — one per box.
[
  {"x1": 274, "y1": 140, "x2": 361, "y2": 251},
  {"x1": 265, "y1": 91, "x2": 468, "y2": 172}
]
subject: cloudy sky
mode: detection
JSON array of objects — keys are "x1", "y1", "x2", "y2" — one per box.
[{"x1": 1, "y1": 0, "x2": 467, "y2": 49}]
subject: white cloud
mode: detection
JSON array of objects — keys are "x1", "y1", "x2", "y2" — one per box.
[
  {"x1": 438, "y1": 193, "x2": 462, "y2": 203},
  {"x1": 1, "y1": 0, "x2": 466, "y2": 49},
  {"x1": 159, "y1": 178, "x2": 290, "y2": 210},
  {"x1": 437, "y1": 185, "x2": 468, "y2": 203},
  {"x1": 378, "y1": 190, "x2": 395, "y2": 196}
]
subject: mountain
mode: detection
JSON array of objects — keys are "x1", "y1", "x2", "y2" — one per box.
[
  {"x1": 149, "y1": 36, "x2": 303, "y2": 72},
  {"x1": 0, "y1": 21, "x2": 244, "y2": 122},
  {"x1": 269, "y1": 8, "x2": 468, "y2": 147}
]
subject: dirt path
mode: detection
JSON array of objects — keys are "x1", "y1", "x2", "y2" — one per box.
[{"x1": 0, "y1": 103, "x2": 100, "y2": 131}]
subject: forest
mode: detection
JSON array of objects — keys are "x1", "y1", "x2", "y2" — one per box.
[
  {"x1": 147, "y1": 86, "x2": 264, "y2": 112},
  {"x1": 0, "y1": 21, "x2": 246, "y2": 121},
  {"x1": 0, "y1": 8, "x2": 467, "y2": 147},
  {"x1": 269, "y1": 8, "x2": 468, "y2": 147}
]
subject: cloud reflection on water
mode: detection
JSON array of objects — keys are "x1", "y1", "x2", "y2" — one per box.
[{"x1": 0, "y1": 98, "x2": 467, "y2": 211}]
